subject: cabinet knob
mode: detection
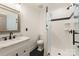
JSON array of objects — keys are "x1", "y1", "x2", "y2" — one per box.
[
  {"x1": 77, "y1": 46, "x2": 79, "y2": 48},
  {"x1": 24, "y1": 50, "x2": 26, "y2": 53},
  {"x1": 47, "y1": 53, "x2": 50, "y2": 56},
  {"x1": 58, "y1": 53, "x2": 61, "y2": 55}
]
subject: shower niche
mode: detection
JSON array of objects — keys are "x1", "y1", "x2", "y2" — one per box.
[{"x1": 0, "y1": 4, "x2": 20, "y2": 32}]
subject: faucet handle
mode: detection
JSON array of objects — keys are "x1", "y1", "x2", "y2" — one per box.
[
  {"x1": 2, "y1": 37, "x2": 7, "y2": 41},
  {"x1": 13, "y1": 35, "x2": 16, "y2": 39}
]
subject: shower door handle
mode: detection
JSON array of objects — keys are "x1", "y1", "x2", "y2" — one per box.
[
  {"x1": 69, "y1": 29, "x2": 73, "y2": 34},
  {"x1": 68, "y1": 30, "x2": 76, "y2": 45},
  {"x1": 69, "y1": 30, "x2": 79, "y2": 45},
  {"x1": 72, "y1": 30, "x2": 75, "y2": 45}
]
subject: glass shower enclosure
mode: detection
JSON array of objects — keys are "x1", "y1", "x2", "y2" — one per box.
[{"x1": 47, "y1": 3, "x2": 79, "y2": 56}]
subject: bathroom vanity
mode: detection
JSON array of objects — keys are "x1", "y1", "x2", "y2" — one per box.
[
  {"x1": 0, "y1": 36, "x2": 31, "y2": 56},
  {"x1": 0, "y1": 4, "x2": 29, "y2": 56}
]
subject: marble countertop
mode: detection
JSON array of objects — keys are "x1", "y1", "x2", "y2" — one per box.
[{"x1": 0, "y1": 36, "x2": 30, "y2": 49}]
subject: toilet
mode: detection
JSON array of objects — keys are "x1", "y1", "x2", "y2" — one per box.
[{"x1": 37, "y1": 39, "x2": 44, "y2": 51}]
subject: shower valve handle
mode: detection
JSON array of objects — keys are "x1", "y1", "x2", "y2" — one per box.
[{"x1": 69, "y1": 29, "x2": 73, "y2": 33}]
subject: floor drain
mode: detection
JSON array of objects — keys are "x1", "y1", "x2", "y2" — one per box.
[{"x1": 48, "y1": 53, "x2": 50, "y2": 56}]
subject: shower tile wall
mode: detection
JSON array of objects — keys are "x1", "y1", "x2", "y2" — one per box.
[{"x1": 74, "y1": 4, "x2": 79, "y2": 31}]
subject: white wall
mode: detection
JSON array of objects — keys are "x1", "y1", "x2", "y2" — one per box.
[{"x1": 20, "y1": 3, "x2": 41, "y2": 48}]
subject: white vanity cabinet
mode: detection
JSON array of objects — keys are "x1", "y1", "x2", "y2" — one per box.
[{"x1": 0, "y1": 36, "x2": 30, "y2": 56}]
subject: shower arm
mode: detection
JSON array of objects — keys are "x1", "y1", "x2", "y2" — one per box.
[{"x1": 51, "y1": 12, "x2": 74, "y2": 21}]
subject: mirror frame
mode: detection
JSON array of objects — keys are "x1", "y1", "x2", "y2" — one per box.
[{"x1": 0, "y1": 4, "x2": 20, "y2": 33}]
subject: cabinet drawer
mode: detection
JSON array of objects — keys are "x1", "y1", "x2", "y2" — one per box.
[{"x1": 6, "y1": 48, "x2": 25, "y2": 56}]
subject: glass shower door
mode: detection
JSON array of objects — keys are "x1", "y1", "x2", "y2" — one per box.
[{"x1": 73, "y1": 3, "x2": 79, "y2": 56}]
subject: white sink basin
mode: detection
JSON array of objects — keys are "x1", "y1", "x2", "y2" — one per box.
[{"x1": 0, "y1": 36, "x2": 30, "y2": 49}]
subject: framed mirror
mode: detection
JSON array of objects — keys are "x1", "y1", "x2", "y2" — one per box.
[{"x1": 0, "y1": 4, "x2": 20, "y2": 33}]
